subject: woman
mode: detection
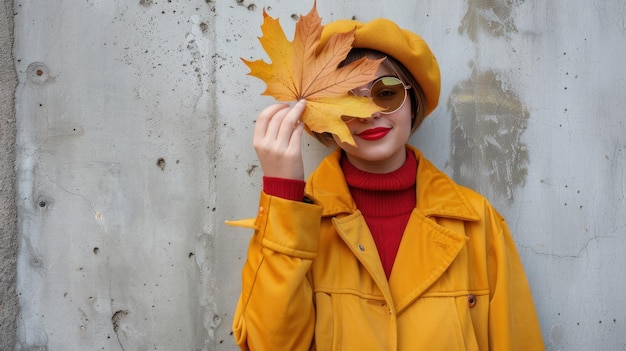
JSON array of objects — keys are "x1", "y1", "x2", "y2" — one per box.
[{"x1": 229, "y1": 18, "x2": 544, "y2": 350}]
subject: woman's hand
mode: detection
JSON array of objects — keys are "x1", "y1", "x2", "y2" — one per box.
[{"x1": 253, "y1": 100, "x2": 306, "y2": 181}]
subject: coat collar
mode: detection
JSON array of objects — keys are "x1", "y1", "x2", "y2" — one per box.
[
  {"x1": 307, "y1": 145, "x2": 480, "y2": 312},
  {"x1": 305, "y1": 145, "x2": 480, "y2": 222}
]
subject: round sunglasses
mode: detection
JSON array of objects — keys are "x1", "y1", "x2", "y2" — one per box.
[{"x1": 342, "y1": 76, "x2": 411, "y2": 123}]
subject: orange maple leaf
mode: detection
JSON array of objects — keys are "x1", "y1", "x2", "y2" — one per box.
[{"x1": 242, "y1": 3, "x2": 383, "y2": 146}]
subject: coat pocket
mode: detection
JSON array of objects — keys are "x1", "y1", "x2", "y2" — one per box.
[
  {"x1": 396, "y1": 293, "x2": 484, "y2": 350},
  {"x1": 314, "y1": 292, "x2": 394, "y2": 350}
]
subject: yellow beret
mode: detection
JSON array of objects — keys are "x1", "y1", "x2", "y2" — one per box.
[{"x1": 320, "y1": 18, "x2": 441, "y2": 117}]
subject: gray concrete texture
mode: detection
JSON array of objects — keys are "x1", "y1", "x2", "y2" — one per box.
[
  {"x1": 0, "y1": 0, "x2": 625, "y2": 349},
  {"x1": 1, "y1": 0, "x2": 18, "y2": 349}
]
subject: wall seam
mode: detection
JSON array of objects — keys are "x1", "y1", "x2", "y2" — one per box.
[{"x1": 0, "y1": 0, "x2": 19, "y2": 349}]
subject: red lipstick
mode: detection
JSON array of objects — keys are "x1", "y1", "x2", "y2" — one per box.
[{"x1": 357, "y1": 127, "x2": 391, "y2": 141}]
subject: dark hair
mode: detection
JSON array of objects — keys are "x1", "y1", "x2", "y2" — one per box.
[{"x1": 311, "y1": 49, "x2": 427, "y2": 146}]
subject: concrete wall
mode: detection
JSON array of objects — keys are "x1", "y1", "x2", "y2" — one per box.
[
  {"x1": 2, "y1": 0, "x2": 625, "y2": 349},
  {"x1": 1, "y1": 0, "x2": 18, "y2": 349}
]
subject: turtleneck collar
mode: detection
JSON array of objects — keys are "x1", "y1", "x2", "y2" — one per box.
[
  {"x1": 341, "y1": 148, "x2": 417, "y2": 217},
  {"x1": 341, "y1": 148, "x2": 416, "y2": 191}
]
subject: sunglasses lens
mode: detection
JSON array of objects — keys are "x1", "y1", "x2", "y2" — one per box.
[{"x1": 370, "y1": 77, "x2": 407, "y2": 113}]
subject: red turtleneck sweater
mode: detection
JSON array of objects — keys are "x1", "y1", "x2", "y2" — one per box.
[{"x1": 263, "y1": 149, "x2": 417, "y2": 279}]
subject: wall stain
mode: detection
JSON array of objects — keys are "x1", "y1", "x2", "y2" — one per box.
[
  {"x1": 156, "y1": 157, "x2": 166, "y2": 171},
  {"x1": 199, "y1": 22, "x2": 209, "y2": 34},
  {"x1": 549, "y1": 323, "x2": 565, "y2": 347},
  {"x1": 448, "y1": 68, "x2": 529, "y2": 204},
  {"x1": 235, "y1": 0, "x2": 256, "y2": 11},
  {"x1": 453, "y1": 0, "x2": 528, "y2": 205},
  {"x1": 26, "y1": 62, "x2": 54, "y2": 85},
  {"x1": 112, "y1": 310, "x2": 130, "y2": 350},
  {"x1": 111, "y1": 310, "x2": 129, "y2": 331},
  {"x1": 459, "y1": 0, "x2": 524, "y2": 42},
  {"x1": 246, "y1": 164, "x2": 258, "y2": 176}
]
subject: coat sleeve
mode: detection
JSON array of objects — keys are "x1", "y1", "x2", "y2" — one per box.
[
  {"x1": 231, "y1": 191, "x2": 322, "y2": 351},
  {"x1": 486, "y1": 208, "x2": 545, "y2": 350}
]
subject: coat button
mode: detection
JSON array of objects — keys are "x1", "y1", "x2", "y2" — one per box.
[
  {"x1": 468, "y1": 294, "x2": 477, "y2": 308},
  {"x1": 358, "y1": 244, "x2": 365, "y2": 251}
]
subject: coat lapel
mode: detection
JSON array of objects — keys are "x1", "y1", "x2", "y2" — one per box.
[
  {"x1": 332, "y1": 211, "x2": 394, "y2": 304},
  {"x1": 388, "y1": 209, "x2": 468, "y2": 314},
  {"x1": 386, "y1": 146, "x2": 480, "y2": 313}
]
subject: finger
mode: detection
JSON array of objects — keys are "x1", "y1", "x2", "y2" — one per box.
[
  {"x1": 278, "y1": 100, "x2": 307, "y2": 141},
  {"x1": 263, "y1": 106, "x2": 291, "y2": 142},
  {"x1": 288, "y1": 117, "x2": 306, "y2": 149},
  {"x1": 254, "y1": 103, "x2": 289, "y2": 141}
]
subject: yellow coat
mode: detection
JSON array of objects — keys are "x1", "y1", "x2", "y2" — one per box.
[{"x1": 230, "y1": 146, "x2": 544, "y2": 350}]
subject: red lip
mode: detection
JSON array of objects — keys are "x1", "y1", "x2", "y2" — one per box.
[{"x1": 357, "y1": 127, "x2": 391, "y2": 141}]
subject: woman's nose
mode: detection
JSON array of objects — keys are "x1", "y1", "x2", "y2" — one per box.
[{"x1": 358, "y1": 111, "x2": 381, "y2": 122}]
